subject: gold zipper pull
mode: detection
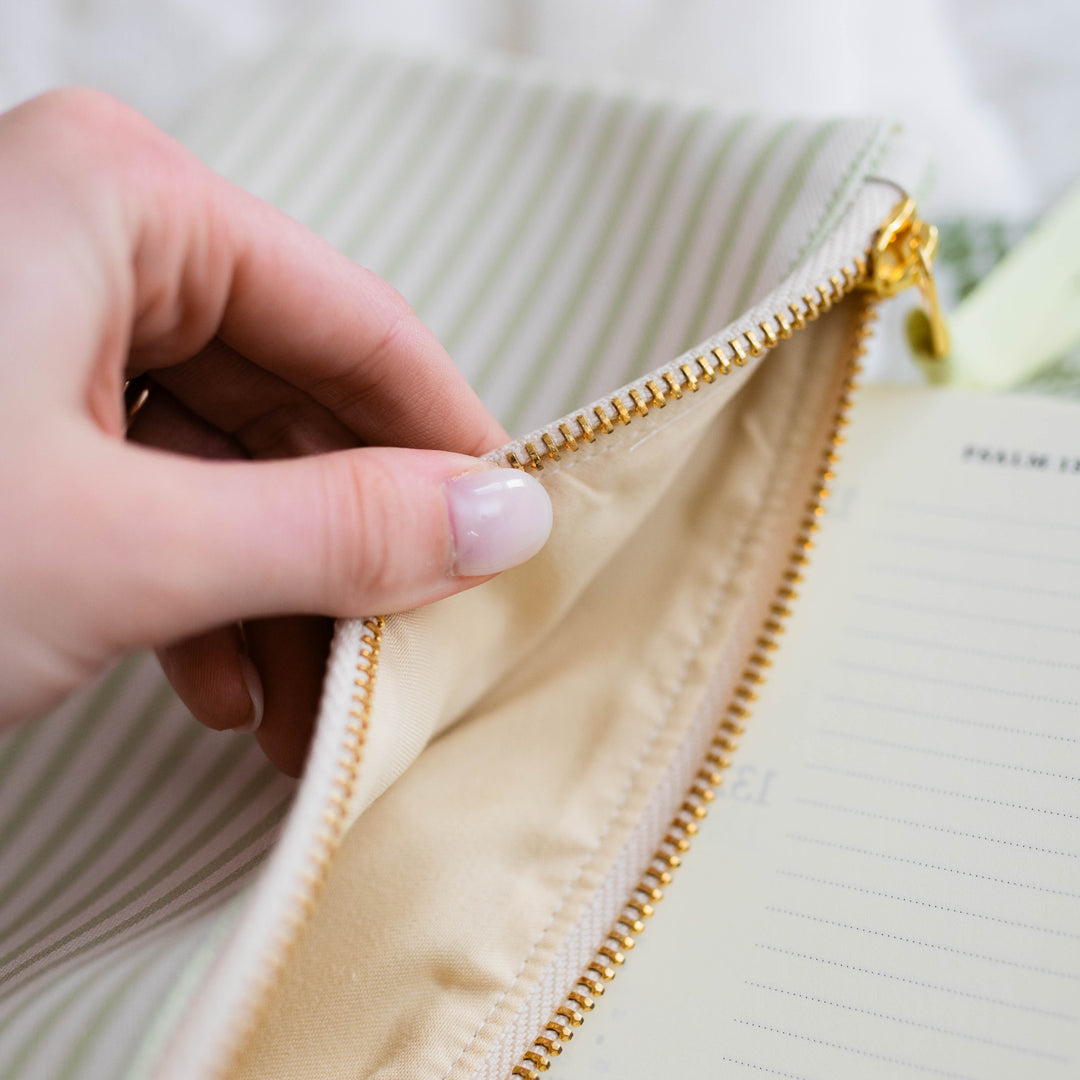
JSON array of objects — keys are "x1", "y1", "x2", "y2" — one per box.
[{"x1": 867, "y1": 195, "x2": 950, "y2": 359}]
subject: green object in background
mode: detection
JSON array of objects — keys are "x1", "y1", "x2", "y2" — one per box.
[{"x1": 913, "y1": 181, "x2": 1080, "y2": 390}]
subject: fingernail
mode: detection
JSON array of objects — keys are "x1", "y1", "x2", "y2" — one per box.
[
  {"x1": 444, "y1": 468, "x2": 553, "y2": 577},
  {"x1": 235, "y1": 655, "x2": 264, "y2": 734}
]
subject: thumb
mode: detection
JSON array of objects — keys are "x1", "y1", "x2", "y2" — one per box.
[{"x1": 98, "y1": 442, "x2": 553, "y2": 649}]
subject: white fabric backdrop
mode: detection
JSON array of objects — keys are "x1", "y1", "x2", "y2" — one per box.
[{"x1": 0, "y1": 0, "x2": 1075, "y2": 219}]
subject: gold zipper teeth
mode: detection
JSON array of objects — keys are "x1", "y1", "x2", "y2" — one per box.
[
  {"x1": 510, "y1": 290, "x2": 876, "y2": 1080},
  {"x1": 218, "y1": 615, "x2": 384, "y2": 1078},
  {"x1": 197, "y1": 193, "x2": 936, "y2": 1080},
  {"x1": 504, "y1": 257, "x2": 867, "y2": 473}
]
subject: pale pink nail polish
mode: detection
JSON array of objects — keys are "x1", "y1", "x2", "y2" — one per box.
[{"x1": 444, "y1": 469, "x2": 553, "y2": 577}]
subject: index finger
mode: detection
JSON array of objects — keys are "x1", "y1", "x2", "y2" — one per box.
[
  {"x1": 3, "y1": 88, "x2": 508, "y2": 457},
  {"x1": 211, "y1": 195, "x2": 510, "y2": 456}
]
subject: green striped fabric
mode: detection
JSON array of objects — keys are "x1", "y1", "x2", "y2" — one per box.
[
  {"x1": 0, "y1": 42, "x2": 891, "y2": 1079},
  {"x1": 0, "y1": 656, "x2": 293, "y2": 1079}
]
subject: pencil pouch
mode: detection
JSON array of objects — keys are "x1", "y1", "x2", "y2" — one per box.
[{"x1": 0, "y1": 44, "x2": 938, "y2": 1080}]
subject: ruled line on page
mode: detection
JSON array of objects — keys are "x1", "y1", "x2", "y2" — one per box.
[
  {"x1": 856, "y1": 595, "x2": 1080, "y2": 635},
  {"x1": 764, "y1": 907, "x2": 1080, "y2": 981},
  {"x1": 822, "y1": 693, "x2": 1080, "y2": 742},
  {"x1": 870, "y1": 530, "x2": 1080, "y2": 567},
  {"x1": 787, "y1": 833, "x2": 1080, "y2": 898},
  {"x1": 882, "y1": 499, "x2": 1080, "y2": 534},
  {"x1": 777, "y1": 871, "x2": 1080, "y2": 941},
  {"x1": 832, "y1": 660, "x2": 1080, "y2": 709},
  {"x1": 814, "y1": 728, "x2": 1080, "y2": 782},
  {"x1": 795, "y1": 799, "x2": 1080, "y2": 860},
  {"x1": 745, "y1": 982, "x2": 1069, "y2": 1060},
  {"x1": 718, "y1": 1057, "x2": 812, "y2": 1080},
  {"x1": 804, "y1": 763, "x2": 1080, "y2": 820},
  {"x1": 754, "y1": 945, "x2": 1080, "y2": 1023},
  {"x1": 838, "y1": 627, "x2": 1080, "y2": 672},
  {"x1": 731, "y1": 1019, "x2": 979, "y2": 1080},
  {"x1": 868, "y1": 563, "x2": 1080, "y2": 601}
]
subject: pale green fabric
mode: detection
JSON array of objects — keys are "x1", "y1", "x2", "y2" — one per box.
[
  {"x1": 0, "y1": 41, "x2": 892, "y2": 1079},
  {"x1": 935, "y1": 217, "x2": 1080, "y2": 399},
  {"x1": 0, "y1": 657, "x2": 291, "y2": 1080}
]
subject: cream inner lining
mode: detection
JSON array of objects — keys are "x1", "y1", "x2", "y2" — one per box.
[{"x1": 232, "y1": 303, "x2": 854, "y2": 1080}]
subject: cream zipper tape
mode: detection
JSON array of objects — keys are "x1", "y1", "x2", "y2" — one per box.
[
  {"x1": 509, "y1": 289, "x2": 878, "y2": 1080},
  {"x1": 502, "y1": 264, "x2": 865, "y2": 473},
  {"x1": 219, "y1": 616, "x2": 384, "y2": 1076},
  {"x1": 499, "y1": 194, "x2": 942, "y2": 474}
]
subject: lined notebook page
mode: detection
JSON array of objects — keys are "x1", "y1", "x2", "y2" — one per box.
[{"x1": 551, "y1": 385, "x2": 1080, "y2": 1080}]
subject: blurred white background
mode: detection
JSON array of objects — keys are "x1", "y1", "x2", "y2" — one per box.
[{"x1": 0, "y1": 0, "x2": 1075, "y2": 221}]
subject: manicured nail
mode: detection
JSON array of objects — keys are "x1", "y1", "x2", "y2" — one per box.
[
  {"x1": 235, "y1": 655, "x2": 264, "y2": 734},
  {"x1": 445, "y1": 468, "x2": 553, "y2": 577}
]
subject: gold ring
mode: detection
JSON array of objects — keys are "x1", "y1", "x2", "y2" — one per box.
[{"x1": 123, "y1": 375, "x2": 152, "y2": 434}]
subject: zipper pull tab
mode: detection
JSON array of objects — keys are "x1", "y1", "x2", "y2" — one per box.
[{"x1": 867, "y1": 195, "x2": 950, "y2": 359}]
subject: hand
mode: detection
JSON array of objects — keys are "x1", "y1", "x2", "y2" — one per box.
[{"x1": 0, "y1": 89, "x2": 552, "y2": 775}]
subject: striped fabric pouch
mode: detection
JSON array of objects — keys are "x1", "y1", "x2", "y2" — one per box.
[{"x1": 0, "y1": 43, "x2": 932, "y2": 1080}]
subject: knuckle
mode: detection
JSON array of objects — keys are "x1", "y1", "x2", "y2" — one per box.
[
  {"x1": 367, "y1": 278, "x2": 414, "y2": 329},
  {"x1": 31, "y1": 86, "x2": 128, "y2": 125},
  {"x1": 308, "y1": 299, "x2": 417, "y2": 419},
  {"x1": 311, "y1": 359, "x2": 392, "y2": 424},
  {"x1": 367, "y1": 292, "x2": 421, "y2": 368},
  {"x1": 14, "y1": 87, "x2": 185, "y2": 217},
  {"x1": 235, "y1": 400, "x2": 309, "y2": 459},
  {"x1": 342, "y1": 456, "x2": 400, "y2": 602},
  {"x1": 26, "y1": 87, "x2": 148, "y2": 160},
  {"x1": 319, "y1": 453, "x2": 418, "y2": 611}
]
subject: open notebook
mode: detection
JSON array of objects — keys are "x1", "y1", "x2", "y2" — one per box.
[
  {"x1": 550, "y1": 385, "x2": 1080, "y2": 1080},
  {"x1": 0, "y1": 42, "x2": 1075, "y2": 1080}
]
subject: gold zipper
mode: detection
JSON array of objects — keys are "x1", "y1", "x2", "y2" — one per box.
[
  {"x1": 869, "y1": 194, "x2": 950, "y2": 359},
  {"x1": 218, "y1": 615, "x2": 384, "y2": 1077},
  {"x1": 508, "y1": 197, "x2": 941, "y2": 1080},
  {"x1": 216, "y1": 195, "x2": 940, "y2": 1080},
  {"x1": 505, "y1": 196, "x2": 942, "y2": 475}
]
